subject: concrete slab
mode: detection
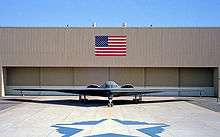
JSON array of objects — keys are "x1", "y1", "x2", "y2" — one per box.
[
  {"x1": 0, "y1": 96, "x2": 219, "y2": 137},
  {"x1": 0, "y1": 97, "x2": 35, "y2": 112}
]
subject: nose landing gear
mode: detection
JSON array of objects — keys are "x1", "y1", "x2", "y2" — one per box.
[{"x1": 108, "y1": 95, "x2": 114, "y2": 107}]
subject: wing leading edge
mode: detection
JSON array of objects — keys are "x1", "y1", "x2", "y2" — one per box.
[{"x1": 14, "y1": 87, "x2": 166, "y2": 97}]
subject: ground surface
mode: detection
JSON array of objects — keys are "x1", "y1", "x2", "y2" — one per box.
[{"x1": 0, "y1": 96, "x2": 220, "y2": 137}]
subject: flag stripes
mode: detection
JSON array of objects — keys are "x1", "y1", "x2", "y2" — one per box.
[{"x1": 95, "y1": 35, "x2": 127, "y2": 56}]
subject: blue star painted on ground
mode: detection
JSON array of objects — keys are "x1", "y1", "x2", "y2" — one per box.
[{"x1": 52, "y1": 119, "x2": 169, "y2": 137}]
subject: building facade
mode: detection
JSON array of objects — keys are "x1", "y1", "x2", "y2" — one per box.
[{"x1": 0, "y1": 27, "x2": 219, "y2": 96}]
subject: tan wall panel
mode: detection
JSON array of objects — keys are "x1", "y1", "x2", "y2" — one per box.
[
  {"x1": 40, "y1": 68, "x2": 73, "y2": 86},
  {"x1": 0, "y1": 28, "x2": 220, "y2": 67},
  {"x1": 74, "y1": 68, "x2": 108, "y2": 86},
  {"x1": 3, "y1": 67, "x2": 7, "y2": 88},
  {"x1": 145, "y1": 68, "x2": 178, "y2": 86},
  {"x1": 0, "y1": 67, "x2": 2, "y2": 96},
  {"x1": 0, "y1": 67, "x2": 4, "y2": 96},
  {"x1": 218, "y1": 80, "x2": 220, "y2": 98},
  {"x1": 109, "y1": 68, "x2": 144, "y2": 86},
  {"x1": 7, "y1": 67, "x2": 40, "y2": 86},
  {"x1": 213, "y1": 68, "x2": 219, "y2": 96},
  {"x1": 180, "y1": 68, "x2": 213, "y2": 87},
  {"x1": 218, "y1": 66, "x2": 220, "y2": 98},
  {"x1": 219, "y1": 79, "x2": 220, "y2": 98}
]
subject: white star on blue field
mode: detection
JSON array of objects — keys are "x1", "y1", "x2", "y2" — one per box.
[
  {"x1": 0, "y1": 0, "x2": 220, "y2": 27},
  {"x1": 52, "y1": 119, "x2": 169, "y2": 137}
]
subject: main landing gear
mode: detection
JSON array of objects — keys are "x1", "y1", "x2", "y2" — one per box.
[
  {"x1": 133, "y1": 94, "x2": 143, "y2": 104},
  {"x1": 79, "y1": 94, "x2": 88, "y2": 102}
]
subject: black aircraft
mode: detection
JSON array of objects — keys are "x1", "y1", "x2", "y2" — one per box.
[{"x1": 14, "y1": 81, "x2": 166, "y2": 107}]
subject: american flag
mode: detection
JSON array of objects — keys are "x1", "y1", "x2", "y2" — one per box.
[{"x1": 95, "y1": 35, "x2": 127, "y2": 56}]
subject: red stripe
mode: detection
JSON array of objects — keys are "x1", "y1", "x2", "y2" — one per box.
[
  {"x1": 95, "y1": 47, "x2": 126, "y2": 50},
  {"x1": 95, "y1": 54, "x2": 127, "y2": 56},
  {"x1": 108, "y1": 45, "x2": 126, "y2": 47},
  {"x1": 108, "y1": 39, "x2": 126, "y2": 41},
  {"x1": 109, "y1": 35, "x2": 127, "y2": 38},
  {"x1": 108, "y1": 38, "x2": 126, "y2": 40},
  {"x1": 108, "y1": 38, "x2": 127, "y2": 41},
  {"x1": 108, "y1": 42, "x2": 126, "y2": 44},
  {"x1": 95, "y1": 51, "x2": 126, "y2": 53},
  {"x1": 108, "y1": 39, "x2": 126, "y2": 42}
]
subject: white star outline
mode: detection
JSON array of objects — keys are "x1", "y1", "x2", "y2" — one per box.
[{"x1": 54, "y1": 118, "x2": 169, "y2": 137}]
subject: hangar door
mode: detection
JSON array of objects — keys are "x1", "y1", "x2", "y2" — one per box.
[
  {"x1": 74, "y1": 68, "x2": 145, "y2": 86},
  {"x1": 6, "y1": 67, "x2": 214, "y2": 96},
  {"x1": 74, "y1": 67, "x2": 108, "y2": 86},
  {"x1": 7, "y1": 67, "x2": 109, "y2": 86},
  {"x1": 7, "y1": 67, "x2": 74, "y2": 86},
  {"x1": 180, "y1": 68, "x2": 213, "y2": 87},
  {"x1": 7, "y1": 67, "x2": 40, "y2": 86},
  {"x1": 40, "y1": 68, "x2": 73, "y2": 86},
  {"x1": 109, "y1": 68, "x2": 144, "y2": 86},
  {"x1": 145, "y1": 68, "x2": 179, "y2": 86}
]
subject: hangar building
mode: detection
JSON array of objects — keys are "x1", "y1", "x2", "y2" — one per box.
[{"x1": 0, "y1": 27, "x2": 219, "y2": 97}]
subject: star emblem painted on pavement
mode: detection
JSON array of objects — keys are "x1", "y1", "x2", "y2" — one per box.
[{"x1": 52, "y1": 119, "x2": 169, "y2": 137}]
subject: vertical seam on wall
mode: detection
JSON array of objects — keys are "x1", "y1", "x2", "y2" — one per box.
[
  {"x1": 39, "y1": 67, "x2": 41, "y2": 86},
  {"x1": 214, "y1": 67, "x2": 218, "y2": 97},
  {"x1": 218, "y1": 67, "x2": 219, "y2": 98},
  {"x1": 144, "y1": 67, "x2": 146, "y2": 86},
  {"x1": 108, "y1": 67, "x2": 110, "y2": 81},
  {"x1": 3, "y1": 67, "x2": 7, "y2": 91},
  {"x1": 72, "y1": 67, "x2": 74, "y2": 86},
  {"x1": 216, "y1": 67, "x2": 220, "y2": 98},
  {"x1": 161, "y1": 29, "x2": 163, "y2": 64},
  {"x1": 178, "y1": 67, "x2": 181, "y2": 87},
  {"x1": 64, "y1": 28, "x2": 66, "y2": 59},
  {"x1": 1, "y1": 67, "x2": 5, "y2": 96}
]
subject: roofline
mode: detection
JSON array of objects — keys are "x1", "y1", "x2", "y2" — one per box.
[{"x1": 0, "y1": 26, "x2": 220, "y2": 29}]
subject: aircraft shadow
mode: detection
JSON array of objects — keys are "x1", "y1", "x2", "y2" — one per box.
[{"x1": 3, "y1": 98, "x2": 190, "y2": 107}]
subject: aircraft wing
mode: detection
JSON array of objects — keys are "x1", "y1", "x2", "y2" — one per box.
[
  {"x1": 14, "y1": 87, "x2": 166, "y2": 96},
  {"x1": 109, "y1": 87, "x2": 168, "y2": 96},
  {"x1": 14, "y1": 87, "x2": 112, "y2": 96},
  {"x1": 109, "y1": 87, "x2": 205, "y2": 97}
]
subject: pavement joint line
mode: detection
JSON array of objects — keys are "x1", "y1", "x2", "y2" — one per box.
[
  {"x1": 139, "y1": 101, "x2": 176, "y2": 137},
  {"x1": 198, "y1": 115, "x2": 220, "y2": 131},
  {"x1": 46, "y1": 108, "x2": 74, "y2": 137},
  {"x1": 45, "y1": 99, "x2": 77, "y2": 137},
  {"x1": 88, "y1": 107, "x2": 98, "y2": 136},
  {"x1": 185, "y1": 100, "x2": 220, "y2": 116},
  {"x1": 13, "y1": 105, "x2": 47, "y2": 128},
  {"x1": 0, "y1": 102, "x2": 20, "y2": 114},
  {"x1": 0, "y1": 97, "x2": 36, "y2": 114},
  {"x1": 107, "y1": 108, "x2": 112, "y2": 119},
  {"x1": 46, "y1": 128, "x2": 56, "y2": 137},
  {"x1": 0, "y1": 97, "x2": 44, "y2": 132},
  {"x1": 0, "y1": 97, "x2": 37, "y2": 115}
]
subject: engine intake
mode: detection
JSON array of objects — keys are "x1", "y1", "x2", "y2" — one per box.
[
  {"x1": 87, "y1": 84, "x2": 100, "y2": 88},
  {"x1": 121, "y1": 84, "x2": 134, "y2": 88}
]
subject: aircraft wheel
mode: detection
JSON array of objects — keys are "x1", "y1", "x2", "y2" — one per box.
[
  {"x1": 83, "y1": 99, "x2": 88, "y2": 103},
  {"x1": 138, "y1": 95, "x2": 143, "y2": 102},
  {"x1": 133, "y1": 99, "x2": 139, "y2": 104},
  {"x1": 108, "y1": 103, "x2": 113, "y2": 107}
]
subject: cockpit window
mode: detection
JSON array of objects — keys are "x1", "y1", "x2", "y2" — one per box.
[{"x1": 101, "y1": 81, "x2": 119, "y2": 88}]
